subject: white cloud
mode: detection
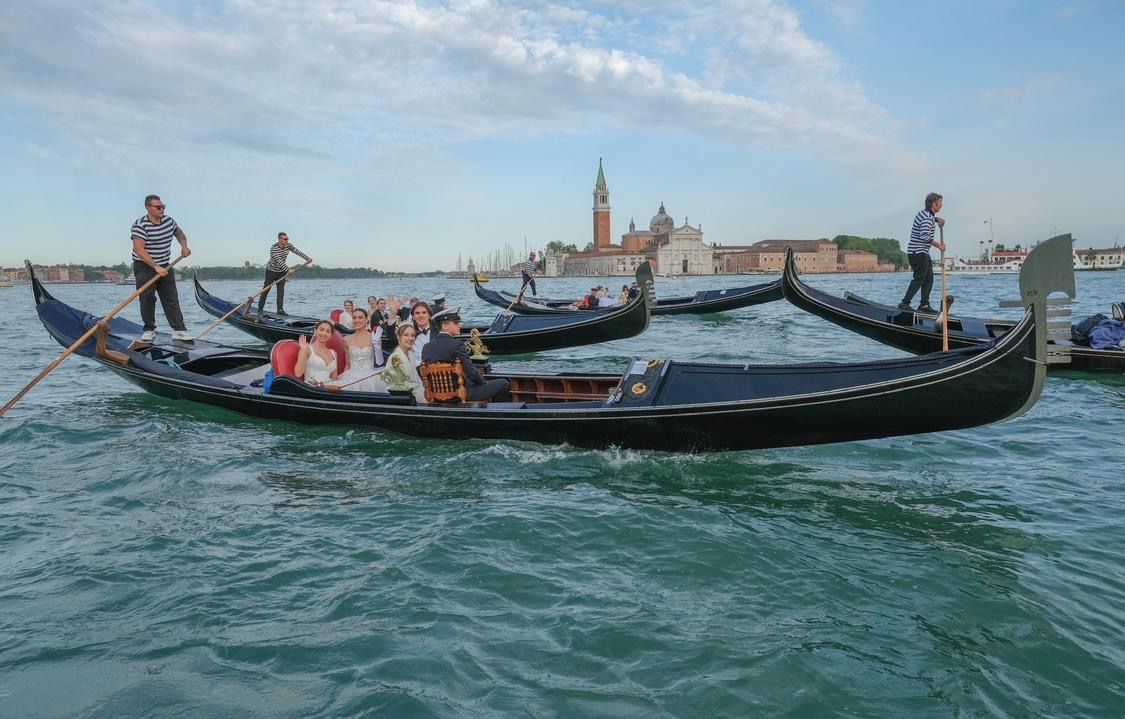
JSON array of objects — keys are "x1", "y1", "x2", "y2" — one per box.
[{"x1": 0, "y1": 0, "x2": 902, "y2": 167}]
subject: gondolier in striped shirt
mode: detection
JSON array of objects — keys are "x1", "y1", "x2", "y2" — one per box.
[
  {"x1": 257, "y1": 232, "x2": 312, "y2": 316},
  {"x1": 520, "y1": 252, "x2": 539, "y2": 297},
  {"x1": 898, "y1": 192, "x2": 946, "y2": 313},
  {"x1": 131, "y1": 194, "x2": 192, "y2": 342}
]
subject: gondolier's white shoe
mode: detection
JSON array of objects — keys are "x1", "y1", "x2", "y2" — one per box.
[
  {"x1": 171, "y1": 330, "x2": 194, "y2": 341},
  {"x1": 139, "y1": 330, "x2": 156, "y2": 343}
]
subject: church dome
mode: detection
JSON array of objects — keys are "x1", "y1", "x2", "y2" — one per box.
[{"x1": 649, "y1": 202, "x2": 674, "y2": 233}]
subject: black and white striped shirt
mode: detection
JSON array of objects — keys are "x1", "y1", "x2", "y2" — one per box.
[
  {"x1": 907, "y1": 209, "x2": 937, "y2": 254},
  {"x1": 266, "y1": 242, "x2": 310, "y2": 272},
  {"x1": 131, "y1": 215, "x2": 179, "y2": 265},
  {"x1": 521, "y1": 259, "x2": 537, "y2": 276}
]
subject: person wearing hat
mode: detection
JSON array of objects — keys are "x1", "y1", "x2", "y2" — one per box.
[
  {"x1": 432, "y1": 294, "x2": 447, "y2": 313},
  {"x1": 422, "y1": 307, "x2": 510, "y2": 402}
]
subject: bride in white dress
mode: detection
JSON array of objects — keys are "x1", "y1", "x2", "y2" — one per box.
[
  {"x1": 330, "y1": 307, "x2": 387, "y2": 393},
  {"x1": 295, "y1": 320, "x2": 338, "y2": 387},
  {"x1": 382, "y1": 324, "x2": 426, "y2": 403}
]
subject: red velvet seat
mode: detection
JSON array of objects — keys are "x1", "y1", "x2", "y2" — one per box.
[
  {"x1": 330, "y1": 309, "x2": 345, "y2": 325},
  {"x1": 326, "y1": 330, "x2": 349, "y2": 374},
  {"x1": 270, "y1": 339, "x2": 300, "y2": 378}
]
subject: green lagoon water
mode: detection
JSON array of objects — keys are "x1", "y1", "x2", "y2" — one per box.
[{"x1": 1, "y1": 271, "x2": 1123, "y2": 717}]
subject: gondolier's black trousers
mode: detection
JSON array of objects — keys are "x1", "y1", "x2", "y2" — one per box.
[
  {"x1": 134, "y1": 260, "x2": 186, "y2": 332},
  {"x1": 521, "y1": 273, "x2": 537, "y2": 296},
  {"x1": 258, "y1": 268, "x2": 288, "y2": 313},
  {"x1": 902, "y1": 252, "x2": 934, "y2": 307}
]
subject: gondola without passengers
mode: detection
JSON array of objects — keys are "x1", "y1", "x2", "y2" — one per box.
[
  {"x1": 27, "y1": 237, "x2": 1070, "y2": 452},
  {"x1": 472, "y1": 273, "x2": 783, "y2": 316},
  {"x1": 195, "y1": 263, "x2": 655, "y2": 355},
  {"x1": 780, "y1": 233, "x2": 1121, "y2": 373}
]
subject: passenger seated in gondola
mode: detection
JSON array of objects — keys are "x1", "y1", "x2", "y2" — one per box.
[
  {"x1": 1072, "y1": 302, "x2": 1125, "y2": 349},
  {"x1": 409, "y1": 301, "x2": 435, "y2": 363},
  {"x1": 598, "y1": 286, "x2": 618, "y2": 307},
  {"x1": 382, "y1": 324, "x2": 427, "y2": 404},
  {"x1": 294, "y1": 320, "x2": 338, "y2": 388},
  {"x1": 618, "y1": 284, "x2": 631, "y2": 305},
  {"x1": 571, "y1": 287, "x2": 600, "y2": 310},
  {"x1": 422, "y1": 307, "x2": 509, "y2": 402},
  {"x1": 335, "y1": 300, "x2": 356, "y2": 330},
  {"x1": 329, "y1": 308, "x2": 388, "y2": 392}
]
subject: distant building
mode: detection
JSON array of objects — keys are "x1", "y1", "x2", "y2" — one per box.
[
  {"x1": 837, "y1": 249, "x2": 880, "y2": 273},
  {"x1": 746, "y1": 240, "x2": 838, "y2": 273},
  {"x1": 1074, "y1": 246, "x2": 1124, "y2": 270},
  {"x1": 563, "y1": 160, "x2": 717, "y2": 276}
]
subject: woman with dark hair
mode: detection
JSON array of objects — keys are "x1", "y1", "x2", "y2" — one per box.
[
  {"x1": 382, "y1": 324, "x2": 426, "y2": 403},
  {"x1": 330, "y1": 307, "x2": 386, "y2": 392},
  {"x1": 294, "y1": 320, "x2": 338, "y2": 387}
]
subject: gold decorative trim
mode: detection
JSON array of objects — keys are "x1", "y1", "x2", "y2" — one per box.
[{"x1": 467, "y1": 328, "x2": 491, "y2": 360}]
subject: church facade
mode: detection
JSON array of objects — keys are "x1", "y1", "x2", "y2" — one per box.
[{"x1": 563, "y1": 160, "x2": 716, "y2": 276}]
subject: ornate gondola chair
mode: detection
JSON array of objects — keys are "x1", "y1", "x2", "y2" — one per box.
[
  {"x1": 270, "y1": 339, "x2": 301, "y2": 378},
  {"x1": 330, "y1": 308, "x2": 346, "y2": 325},
  {"x1": 419, "y1": 361, "x2": 469, "y2": 404}
]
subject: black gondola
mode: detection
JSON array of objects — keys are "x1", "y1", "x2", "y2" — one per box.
[
  {"x1": 472, "y1": 274, "x2": 783, "y2": 316},
  {"x1": 25, "y1": 238, "x2": 1066, "y2": 452},
  {"x1": 194, "y1": 263, "x2": 656, "y2": 355},
  {"x1": 780, "y1": 233, "x2": 1118, "y2": 372}
]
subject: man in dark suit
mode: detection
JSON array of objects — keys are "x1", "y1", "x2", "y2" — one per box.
[{"x1": 421, "y1": 308, "x2": 510, "y2": 402}]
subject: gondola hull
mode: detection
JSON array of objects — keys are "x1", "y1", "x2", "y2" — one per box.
[
  {"x1": 780, "y1": 235, "x2": 1118, "y2": 372},
  {"x1": 473, "y1": 275, "x2": 783, "y2": 316},
  {"x1": 194, "y1": 263, "x2": 655, "y2": 355},
  {"x1": 25, "y1": 243, "x2": 1065, "y2": 452}
]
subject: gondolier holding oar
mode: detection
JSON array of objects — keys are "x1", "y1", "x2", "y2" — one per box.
[
  {"x1": 898, "y1": 192, "x2": 946, "y2": 313},
  {"x1": 258, "y1": 232, "x2": 312, "y2": 316},
  {"x1": 132, "y1": 194, "x2": 192, "y2": 342},
  {"x1": 520, "y1": 252, "x2": 539, "y2": 298}
]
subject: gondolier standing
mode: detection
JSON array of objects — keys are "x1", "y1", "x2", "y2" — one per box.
[
  {"x1": 258, "y1": 232, "x2": 312, "y2": 316},
  {"x1": 899, "y1": 193, "x2": 946, "y2": 313},
  {"x1": 131, "y1": 194, "x2": 192, "y2": 342},
  {"x1": 520, "y1": 252, "x2": 539, "y2": 297}
]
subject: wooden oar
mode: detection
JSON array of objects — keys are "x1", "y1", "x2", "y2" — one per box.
[
  {"x1": 503, "y1": 279, "x2": 533, "y2": 314},
  {"x1": 939, "y1": 224, "x2": 949, "y2": 351},
  {"x1": 1, "y1": 256, "x2": 186, "y2": 418},
  {"x1": 194, "y1": 260, "x2": 310, "y2": 340}
]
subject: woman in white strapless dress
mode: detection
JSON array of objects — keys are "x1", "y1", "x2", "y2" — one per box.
[
  {"x1": 382, "y1": 324, "x2": 426, "y2": 404},
  {"x1": 295, "y1": 320, "x2": 338, "y2": 387},
  {"x1": 330, "y1": 307, "x2": 387, "y2": 393}
]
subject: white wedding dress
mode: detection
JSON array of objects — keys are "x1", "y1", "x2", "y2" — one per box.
[
  {"x1": 331, "y1": 345, "x2": 387, "y2": 393},
  {"x1": 304, "y1": 351, "x2": 337, "y2": 386},
  {"x1": 382, "y1": 346, "x2": 426, "y2": 403}
]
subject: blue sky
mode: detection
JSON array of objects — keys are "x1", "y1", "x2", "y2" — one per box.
[{"x1": 1, "y1": 0, "x2": 1122, "y2": 271}]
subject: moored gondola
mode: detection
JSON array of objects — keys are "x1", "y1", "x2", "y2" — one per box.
[
  {"x1": 472, "y1": 274, "x2": 783, "y2": 316},
  {"x1": 194, "y1": 263, "x2": 656, "y2": 355},
  {"x1": 780, "y1": 234, "x2": 1119, "y2": 372},
  {"x1": 26, "y1": 239, "x2": 1067, "y2": 452}
]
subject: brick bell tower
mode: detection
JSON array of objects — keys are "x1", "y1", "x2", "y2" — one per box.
[{"x1": 592, "y1": 158, "x2": 611, "y2": 250}]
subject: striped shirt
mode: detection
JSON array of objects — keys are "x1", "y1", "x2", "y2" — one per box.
[
  {"x1": 907, "y1": 209, "x2": 937, "y2": 254},
  {"x1": 521, "y1": 259, "x2": 537, "y2": 276},
  {"x1": 131, "y1": 215, "x2": 179, "y2": 265},
  {"x1": 266, "y1": 242, "x2": 310, "y2": 272}
]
